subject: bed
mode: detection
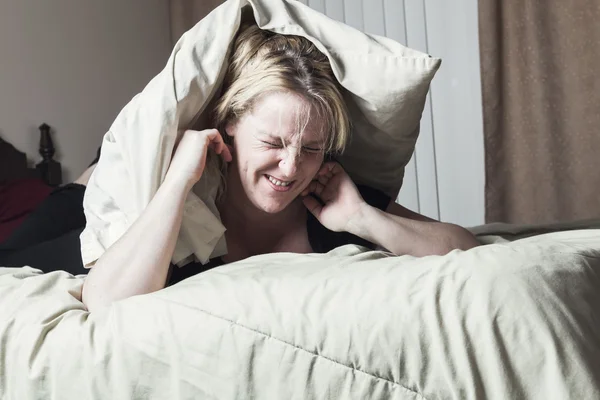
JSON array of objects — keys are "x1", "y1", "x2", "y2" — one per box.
[
  {"x1": 0, "y1": 123, "x2": 62, "y2": 186},
  {"x1": 1, "y1": 227, "x2": 600, "y2": 399},
  {"x1": 1, "y1": 0, "x2": 600, "y2": 398},
  {"x1": 0, "y1": 124, "x2": 63, "y2": 242},
  {"x1": 0, "y1": 127, "x2": 599, "y2": 399}
]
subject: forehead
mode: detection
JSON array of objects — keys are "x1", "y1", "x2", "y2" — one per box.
[{"x1": 247, "y1": 92, "x2": 325, "y2": 142}]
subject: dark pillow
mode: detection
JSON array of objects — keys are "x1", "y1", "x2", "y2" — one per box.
[
  {"x1": 0, "y1": 136, "x2": 30, "y2": 182},
  {"x1": 0, "y1": 178, "x2": 52, "y2": 242}
]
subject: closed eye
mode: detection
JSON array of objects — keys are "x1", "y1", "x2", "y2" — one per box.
[
  {"x1": 303, "y1": 146, "x2": 322, "y2": 153},
  {"x1": 261, "y1": 140, "x2": 321, "y2": 154},
  {"x1": 261, "y1": 140, "x2": 282, "y2": 148}
]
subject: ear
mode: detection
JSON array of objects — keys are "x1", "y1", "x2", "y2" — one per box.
[{"x1": 224, "y1": 122, "x2": 236, "y2": 138}]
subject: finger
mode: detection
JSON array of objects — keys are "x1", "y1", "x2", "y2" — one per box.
[
  {"x1": 207, "y1": 129, "x2": 232, "y2": 162},
  {"x1": 220, "y1": 142, "x2": 233, "y2": 162},
  {"x1": 302, "y1": 196, "x2": 323, "y2": 219},
  {"x1": 204, "y1": 128, "x2": 220, "y2": 139},
  {"x1": 301, "y1": 181, "x2": 326, "y2": 198},
  {"x1": 326, "y1": 161, "x2": 339, "y2": 173},
  {"x1": 313, "y1": 181, "x2": 325, "y2": 197},
  {"x1": 317, "y1": 173, "x2": 330, "y2": 187},
  {"x1": 301, "y1": 181, "x2": 317, "y2": 197},
  {"x1": 206, "y1": 130, "x2": 224, "y2": 153},
  {"x1": 317, "y1": 164, "x2": 330, "y2": 176}
]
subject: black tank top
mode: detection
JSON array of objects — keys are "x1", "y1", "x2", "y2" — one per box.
[{"x1": 167, "y1": 184, "x2": 390, "y2": 286}]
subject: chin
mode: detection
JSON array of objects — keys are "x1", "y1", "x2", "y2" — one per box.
[
  {"x1": 255, "y1": 200, "x2": 290, "y2": 214},
  {"x1": 250, "y1": 194, "x2": 296, "y2": 214}
]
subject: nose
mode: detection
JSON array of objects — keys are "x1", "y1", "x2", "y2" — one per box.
[{"x1": 279, "y1": 147, "x2": 300, "y2": 177}]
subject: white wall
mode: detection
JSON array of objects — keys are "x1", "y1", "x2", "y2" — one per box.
[
  {"x1": 300, "y1": 0, "x2": 485, "y2": 226},
  {"x1": 0, "y1": 0, "x2": 171, "y2": 182}
]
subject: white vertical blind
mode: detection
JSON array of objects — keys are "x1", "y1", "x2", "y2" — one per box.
[
  {"x1": 342, "y1": 0, "x2": 363, "y2": 30},
  {"x1": 324, "y1": 0, "x2": 344, "y2": 22},
  {"x1": 421, "y1": 0, "x2": 485, "y2": 226},
  {"x1": 362, "y1": 0, "x2": 385, "y2": 36},
  {"x1": 308, "y1": 0, "x2": 326, "y2": 13},
  {"x1": 381, "y1": 0, "x2": 422, "y2": 216},
  {"x1": 403, "y1": 0, "x2": 440, "y2": 220}
]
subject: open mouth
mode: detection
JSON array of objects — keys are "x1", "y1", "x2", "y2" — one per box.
[{"x1": 265, "y1": 174, "x2": 295, "y2": 192}]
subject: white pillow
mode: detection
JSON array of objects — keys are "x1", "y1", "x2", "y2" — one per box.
[{"x1": 81, "y1": 0, "x2": 441, "y2": 266}]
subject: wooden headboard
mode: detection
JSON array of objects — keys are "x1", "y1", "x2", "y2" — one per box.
[{"x1": 0, "y1": 123, "x2": 63, "y2": 186}]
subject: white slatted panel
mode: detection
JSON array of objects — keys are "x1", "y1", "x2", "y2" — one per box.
[
  {"x1": 324, "y1": 0, "x2": 345, "y2": 22},
  {"x1": 380, "y1": 0, "x2": 421, "y2": 215},
  {"x1": 308, "y1": 0, "x2": 326, "y2": 14},
  {"x1": 362, "y1": 0, "x2": 385, "y2": 36},
  {"x1": 342, "y1": 0, "x2": 363, "y2": 30},
  {"x1": 403, "y1": 0, "x2": 440, "y2": 219},
  {"x1": 421, "y1": 0, "x2": 484, "y2": 225},
  {"x1": 383, "y1": 0, "x2": 407, "y2": 43},
  {"x1": 413, "y1": 96, "x2": 440, "y2": 219}
]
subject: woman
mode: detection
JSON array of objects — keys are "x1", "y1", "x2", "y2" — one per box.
[
  {"x1": 0, "y1": 24, "x2": 479, "y2": 311},
  {"x1": 82, "y1": 25, "x2": 478, "y2": 311}
]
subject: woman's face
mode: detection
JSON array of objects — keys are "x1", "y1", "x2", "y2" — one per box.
[{"x1": 226, "y1": 91, "x2": 326, "y2": 214}]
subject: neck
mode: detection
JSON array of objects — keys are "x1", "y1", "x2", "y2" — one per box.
[{"x1": 218, "y1": 162, "x2": 305, "y2": 230}]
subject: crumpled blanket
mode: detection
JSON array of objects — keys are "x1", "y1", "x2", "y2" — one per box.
[{"x1": 1, "y1": 228, "x2": 599, "y2": 399}]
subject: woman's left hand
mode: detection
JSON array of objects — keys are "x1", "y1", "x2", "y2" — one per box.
[{"x1": 301, "y1": 162, "x2": 367, "y2": 232}]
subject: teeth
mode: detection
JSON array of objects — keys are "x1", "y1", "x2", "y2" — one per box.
[{"x1": 268, "y1": 175, "x2": 291, "y2": 186}]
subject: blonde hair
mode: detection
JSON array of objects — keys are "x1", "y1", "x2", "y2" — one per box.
[{"x1": 212, "y1": 23, "x2": 350, "y2": 154}]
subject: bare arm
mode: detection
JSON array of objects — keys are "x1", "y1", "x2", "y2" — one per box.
[
  {"x1": 82, "y1": 177, "x2": 191, "y2": 312},
  {"x1": 347, "y1": 201, "x2": 480, "y2": 257},
  {"x1": 303, "y1": 162, "x2": 479, "y2": 257},
  {"x1": 82, "y1": 129, "x2": 231, "y2": 312}
]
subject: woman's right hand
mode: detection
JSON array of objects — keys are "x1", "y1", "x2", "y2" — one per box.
[
  {"x1": 165, "y1": 129, "x2": 233, "y2": 187},
  {"x1": 84, "y1": 128, "x2": 232, "y2": 312}
]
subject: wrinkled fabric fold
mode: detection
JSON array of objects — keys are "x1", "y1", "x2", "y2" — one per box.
[{"x1": 2, "y1": 229, "x2": 600, "y2": 399}]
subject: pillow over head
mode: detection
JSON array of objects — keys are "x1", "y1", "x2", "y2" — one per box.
[
  {"x1": 81, "y1": 0, "x2": 441, "y2": 266},
  {"x1": 185, "y1": 0, "x2": 441, "y2": 197}
]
